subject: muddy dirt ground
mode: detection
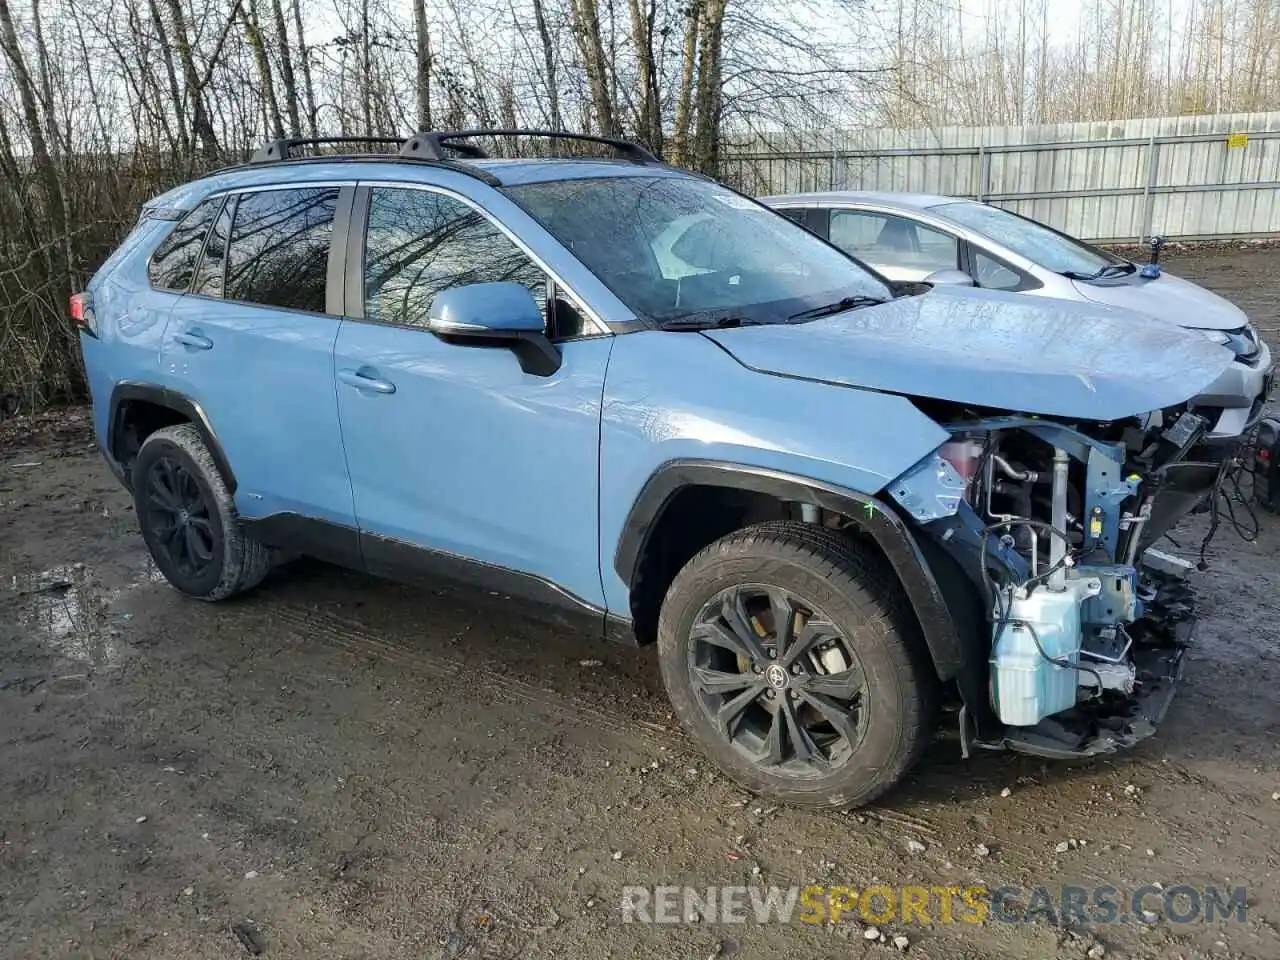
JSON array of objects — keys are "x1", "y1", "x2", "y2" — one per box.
[{"x1": 3, "y1": 249, "x2": 1280, "y2": 960}]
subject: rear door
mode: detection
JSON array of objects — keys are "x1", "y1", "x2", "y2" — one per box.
[{"x1": 160, "y1": 185, "x2": 357, "y2": 532}]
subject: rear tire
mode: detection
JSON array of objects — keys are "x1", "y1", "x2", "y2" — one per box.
[
  {"x1": 132, "y1": 424, "x2": 272, "y2": 601},
  {"x1": 657, "y1": 521, "x2": 936, "y2": 809}
]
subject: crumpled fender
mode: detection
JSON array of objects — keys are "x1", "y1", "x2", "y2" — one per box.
[{"x1": 599, "y1": 330, "x2": 950, "y2": 611}]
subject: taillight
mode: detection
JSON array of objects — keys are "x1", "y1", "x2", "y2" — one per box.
[{"x1": 70, "y1": 292, "x2": 97, "y2": 338}]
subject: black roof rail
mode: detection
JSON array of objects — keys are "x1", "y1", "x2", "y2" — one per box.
[
  {"x1": 250, "y1": 136, "x2": 405, "y2": 163},
  {"x1": 400, "y1": 129, "x2": 662, "y2": 164},
  {"x1": 242, "y1": 136, "x2": 502, "y2": 186}
]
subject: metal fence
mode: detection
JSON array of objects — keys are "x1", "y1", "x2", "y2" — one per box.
[{"x1": 720, "y1": 112, "x2": 1280, "y2": 243}]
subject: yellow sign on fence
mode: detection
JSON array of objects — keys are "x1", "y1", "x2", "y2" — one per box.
[{"x1": 1227, "y1": 132, "x2": 1249, "y2": 149}]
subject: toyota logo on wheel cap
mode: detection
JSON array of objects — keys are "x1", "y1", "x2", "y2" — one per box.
[{"x1": 764, "y1": 664, "x2": 789, "y2": 689}]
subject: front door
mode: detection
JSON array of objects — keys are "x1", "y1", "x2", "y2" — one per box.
[{"x1": 333, "y1": 184, "x2": 612, "y2": 615}]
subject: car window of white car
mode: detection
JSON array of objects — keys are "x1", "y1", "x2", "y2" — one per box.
[
  {"x1": 829, "y1": 210, "x2": 958, "y2": 275},
  {"x1": 971, "y1": 250, "x2": 1024, "y2": 290},
  {"x1": 931, "y1": 201, "x2": 1126, "y2": 277}
]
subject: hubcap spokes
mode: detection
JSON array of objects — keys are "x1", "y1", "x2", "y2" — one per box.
[
  {"x1": 146, "y1": 457, "x2": 215, "y2": 577},
  {"x1": 689, "y1": 585, "x2": 867, "y2": 773}
]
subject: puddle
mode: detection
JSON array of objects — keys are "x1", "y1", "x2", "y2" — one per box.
[
  {"x1": 11, "y1": 564, "x2": 125, "y2": 669},
  {"x1": 7, "y1": 557, "x2": 166, "y2": 671}
]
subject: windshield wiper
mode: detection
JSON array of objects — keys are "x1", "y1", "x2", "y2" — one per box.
[
  {"x1": 787, "y1": 295, "x2": 887, "y2": 322},
  {"x1": 656, "y1": 311, "x2": 753, "y2": 331},
  {"x1": 1062, "y1": 262, "x2": 1136, "y2": 281}
]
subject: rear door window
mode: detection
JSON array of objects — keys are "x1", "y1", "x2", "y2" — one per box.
[
  {"x1": 192, "y1": 197, "x2": 233, "y2": 297},
  {"x1": 225, "y1": 187, "x2": 340, "y2": 313},
  {"x1": 148, "y1": 199, "x2": 220, "y2": 292}
]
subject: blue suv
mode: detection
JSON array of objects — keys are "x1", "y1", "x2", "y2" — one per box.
[{"x1": 77, "y1": 131, "x2": 1241, "y2": 807}]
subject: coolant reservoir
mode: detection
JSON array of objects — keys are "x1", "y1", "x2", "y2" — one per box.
[{"x1": 990, "y1": 577, "x2": 1102, "y2": 727}]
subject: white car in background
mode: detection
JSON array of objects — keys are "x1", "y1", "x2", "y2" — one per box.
[{"x1": 763, "y1": 190, "x2": 1273, "y2": 441}]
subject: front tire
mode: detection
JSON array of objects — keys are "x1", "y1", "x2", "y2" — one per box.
[
  {"x1": 132, "y1": 424, "x2": 272, "y2": 601},
  {"x1": 657, "y1": 521, "x2": 936, "y2": 809}
]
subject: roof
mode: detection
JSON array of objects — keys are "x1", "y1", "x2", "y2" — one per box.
[
  {"x1": 146, "y1": 155, "x2": 688, "y2": 214},
  {"x1": 760, "y1": 189, "x2": 964, "y2": 210}
]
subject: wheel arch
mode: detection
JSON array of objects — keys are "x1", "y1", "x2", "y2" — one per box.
[
  {"x1": 107, "y1": 382, "x2": 237, "y2": 493},
  {"x1": 614, "y1": 460, "x2": 965, "y2": 682}
]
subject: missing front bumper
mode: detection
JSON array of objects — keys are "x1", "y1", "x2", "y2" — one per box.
[{"x1": 975, "y1": 616, "x2": 1193, "y2": 761}]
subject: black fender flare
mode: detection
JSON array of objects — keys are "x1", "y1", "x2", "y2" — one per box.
[
  {"x1": 613, "y1": 460, "x2": 964, "y2": 681},
  {"x1": 107, "y1": 381, "x2": 237, "y2": 493}
]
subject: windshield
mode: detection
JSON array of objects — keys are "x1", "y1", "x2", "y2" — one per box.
[
  {"x1": 930, "y1": 201, "x2": 1128, "y2": 277},
  {"x1": 505, "y1": 176, "x2": 891, "y2": 325}
]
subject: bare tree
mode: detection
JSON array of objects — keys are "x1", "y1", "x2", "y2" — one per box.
[
  {"x1": 412, "y1": 0, "x2": 432, "y2": 130},
  {"x1": 570, "y1": 0, "x2": 618, "y2": 134}
]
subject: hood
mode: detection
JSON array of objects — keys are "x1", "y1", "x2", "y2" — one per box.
[
  {"x1": 1070, "y1": 270, "x2": 1248, "y2": 331},
  {"x1": 704, "y1": 286, "x2": 1235, "y2": 421}
]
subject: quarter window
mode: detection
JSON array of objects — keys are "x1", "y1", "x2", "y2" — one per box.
[
  {"x1": 972, "y1": 250, "x2": 1026, "y2": 291},
  {"x1": 829, "y1": 210, "x2": 959, "y2": 274},
  {"x1": 225, "y1": 187, "x2": 339, "y2": 312},
  {"x1": 148, "y1": 199, "x2": 220, "y2": 292},
  {"x1": 363, "y1": 188, "x2": 552, "y2": 331}
]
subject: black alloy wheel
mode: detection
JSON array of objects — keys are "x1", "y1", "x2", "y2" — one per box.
[
  {"x1": 143, "y1": 455, "x2": 217, "y2": 578},
  {"x1": 688, "y1": 584, "x2": 869, "y2": 775}
]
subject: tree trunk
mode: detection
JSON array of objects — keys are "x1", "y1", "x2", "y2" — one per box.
[
  {"x1": 30, "y1": 0, "x2": 62, "y2": 154},
  {"x1": 570, "y1": 0, "x2": 618, "y2": 135},
  {"x1": 412, "y1": 0, "x2": 432, "y2": 131},
  {"x1": 291, "y1": 0, "x2": 318, "y2": 138},
  {"x1": 148, "y1": 0, "x2": 190, "y2": 155},
  {"x1": 164, "y1": 0, "x2": 220, "y2": 156},
  {"x1": 531, "y1": 0, "x2": 561, "y2": 129},
  {"x1": 361, "y1": 0, "x2": 373, "y2": 136},
  {"x1": 672, "y1": 0, "x2": 701, "y2": 165},
  {"x1": 626, "y1": 0, "x2": 661, "y2": 151},
  {"x1": 691, "y1": 0, "x2": 726, "y2": 175},
  {"x1": 270, "y1": 0, "x2": 301, "y2": 136},
  {"x1": 243, "y1": 0, "x2": 285, "y2": 139}
]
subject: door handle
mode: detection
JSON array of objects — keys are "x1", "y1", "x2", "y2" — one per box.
[
  {"x1": 172, "y1": 331, "x2": 213, "y2": 350},
  {"x1": 338, "y1": 368, "x2": 397, "y2": 395}
]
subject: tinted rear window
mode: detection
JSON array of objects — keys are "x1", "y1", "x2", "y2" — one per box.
[
  {"x1": 148, "y1": 199, "x2": 220, "y2": 292},
  {"x1": 225, "y1": 188, "x2": 339, "y2": 312}
]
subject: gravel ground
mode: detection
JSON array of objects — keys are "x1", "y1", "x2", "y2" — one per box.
[{"x1": 2, "y1": 249, "x2": 1279, "y2": 960}]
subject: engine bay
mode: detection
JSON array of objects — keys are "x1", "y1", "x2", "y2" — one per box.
[{"x1": 887, "y1": 407, "x2": 1224, "y2": 757}]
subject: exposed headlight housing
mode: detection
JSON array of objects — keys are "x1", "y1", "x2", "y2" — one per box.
[{"x1": 1195, "y1": 328, "x2": 1232, "y2": 346}]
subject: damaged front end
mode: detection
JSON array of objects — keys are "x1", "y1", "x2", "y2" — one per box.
[{"x1": 887, "y1": 407, "x2": 1216, "y2": 759}]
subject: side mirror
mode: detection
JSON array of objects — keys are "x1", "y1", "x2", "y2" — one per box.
[
  {"x1": 427, "y1": 282, "x2": 561, "y2": 376},
  {"x1": 922, "y1": 268, "x2": 976, "y2": 287},
  {"x1": 428, "y1": 281, "x2": 546, "y2": 337}
]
